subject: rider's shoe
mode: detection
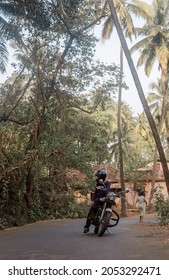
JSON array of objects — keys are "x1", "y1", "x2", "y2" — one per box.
[{"x1": 83, "y1": 227, "x2": 89, "y2": 233}]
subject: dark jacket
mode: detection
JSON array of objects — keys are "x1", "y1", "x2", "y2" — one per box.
[{"x1": 93, "y1": 180, "x2": 110, "y2": 202}]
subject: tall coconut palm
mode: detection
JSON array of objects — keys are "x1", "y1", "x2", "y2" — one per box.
[
  {"x1": 130, "y1": 0, "x2": 169, "y2": 197},
  {"x1": 102, "y1": 0, "x2": 133, "y2": 217},
  {"x1": 102, "y1": 0, "x2": 152, "y2": 215},
  {"x1": 147, "y1": 79, "x2": 169, "y2": 129},
  {"x1": 147, "y1": 79, "x2": 169, "y2": 145},
  {"x1": 131, "y1": 0, "x2": 169, "y2": 79},
  {"x1": 130, "y1": 0, "x2": 169, "y2": 126},
  {"x1": 107, "y1": 0, "x2": 169, "y2": 194},
  {"x1": 147, "y1": 79, "x2": 169, "y2": 201}
]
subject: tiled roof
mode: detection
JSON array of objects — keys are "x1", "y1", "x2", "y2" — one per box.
[{"x1": 93, "y1": 164, "x2": 119, "y2": 183}]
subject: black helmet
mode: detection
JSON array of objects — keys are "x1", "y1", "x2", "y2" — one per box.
[{"x1": 94, "y1": 169, "x2": 107, "y2": 180}]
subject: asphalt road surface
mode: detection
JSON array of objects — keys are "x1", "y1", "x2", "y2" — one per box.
[{"x1": 0, "y1": 214, "x2": 168, "y2": 260}]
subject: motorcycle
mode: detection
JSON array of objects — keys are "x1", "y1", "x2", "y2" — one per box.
[{"x1": 90, "y1": 187, "x2": 129, "y2": 237}]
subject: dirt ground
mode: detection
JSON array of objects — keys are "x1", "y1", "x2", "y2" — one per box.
[
  {"x1": 139, "y1": 222, "x2": 169, "y2": 244},
  {"x1": 127, "y1": 211, "x2": 169, "y2": 245}
]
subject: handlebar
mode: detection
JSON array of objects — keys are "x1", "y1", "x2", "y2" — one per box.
[
  {"x1": 107, "y1": 189, "x2": 129, "y2": 199},
  {"x1": 117, "y1": 189, "x2": 129, "y2": 195}
]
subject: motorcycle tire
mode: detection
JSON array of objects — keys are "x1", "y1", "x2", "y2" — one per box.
[
  {"x1": 110, "y1": 209, "x2": 120, "y2": 227},
  {"x1": 98, "y1": 211, "x2": 112, "y2": 237}
]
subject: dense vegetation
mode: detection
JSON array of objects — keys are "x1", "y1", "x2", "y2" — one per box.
[{"x1": 0, "y1": 0, "x2": 169, "y2": 228}]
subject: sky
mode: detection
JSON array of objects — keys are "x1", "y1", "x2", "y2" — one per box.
[
  {"x1": 93, "y1": 28, "x2": 157, "y2": 116},
  {"x1": 93, "y1": 8, "x2": 159, "y2": 115},
  {"x1": 1, "y1": 0, "x2": 159, "y2": 115},
  {"x1": 92, "y1": 0, "x2": 160, "y2": 116}
]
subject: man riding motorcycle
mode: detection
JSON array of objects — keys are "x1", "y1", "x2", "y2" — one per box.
[{"x1": 83, "y1": 169, "x2": 112, "y2": 234}]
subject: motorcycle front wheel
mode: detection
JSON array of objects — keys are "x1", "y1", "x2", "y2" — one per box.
[
  {"x1": 98, "y1": 211, "x2": 112, "y2": 237},
  {"x1": 94, "y1": 226, "x2": 99, "y2": 234}
]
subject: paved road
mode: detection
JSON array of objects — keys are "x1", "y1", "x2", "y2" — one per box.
[{"x1": 0, "y1": 214, "x2": 168, "y2": 260}]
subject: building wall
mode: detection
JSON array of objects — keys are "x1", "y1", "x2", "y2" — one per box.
[{"x1": 145, "y1": 182, "x2": 168, "y2": 202}]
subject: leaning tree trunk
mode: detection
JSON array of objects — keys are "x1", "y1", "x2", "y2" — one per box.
[{"x1": 108, "y1": 0, "x2": 169, "y2": 194}]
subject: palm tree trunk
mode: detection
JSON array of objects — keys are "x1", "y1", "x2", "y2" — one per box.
[
  {"x1": 108, "y1": 0, "x2": 169, "y2": 195},
  {"x1": 118, "y1": 45, "x2": 127, "y2": 216},
  {"x1": 149, "y1": 147, "x2": 158, "y2": 203}
]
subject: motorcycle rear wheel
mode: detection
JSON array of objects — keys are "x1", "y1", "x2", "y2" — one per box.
[
  {"x1": 98, "y1": 212, "x2": 112, "y2": 237},
  {"x1": 110, "y1": 209, "x2": 119, "y2": 226}
]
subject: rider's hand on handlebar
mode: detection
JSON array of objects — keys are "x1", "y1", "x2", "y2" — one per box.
[
  {"x1": 96, "y1": 186, "x2": 105, "y2": 190},
  {"x1": 98, "y1": 179, "x2": 104, "y2": 186}
]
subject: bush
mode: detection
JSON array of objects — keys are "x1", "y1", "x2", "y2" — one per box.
[
  {"x1": 0, "y1": 175, "x2": 89, "y2": 229},
  {"x1": 154, "y1": 186, "x2": 169, "y2": 225},
  {"x1": 54, "y1": 191, "x2": 89, "y2": 219}
]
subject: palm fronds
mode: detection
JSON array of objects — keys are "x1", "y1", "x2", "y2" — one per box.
[{"x1": 0, "y1": 37, "x2": 8, "y2": 73}]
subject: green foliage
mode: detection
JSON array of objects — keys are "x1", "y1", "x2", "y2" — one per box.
[
  {"x1": 0, "y1": 0, "x2": 163, "y2": 230},
  {"x1": 0, "y1": 38, "x2": 8, "y2": 73},
  {"x1": 0, "y1": 173, "x2": 89, "y2": 229},
  {"x1": 154, "y1": 185, "x2": 169, "y2": 225},
  {"x1": 130, "y1": 0, "x2": 169, "y2": 77},
  {"x1": 54, "y1": 192, "x2": 88, "y2": 219}
]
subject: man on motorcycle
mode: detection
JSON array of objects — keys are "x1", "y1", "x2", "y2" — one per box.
[{"x1": 83, "y1": 169, "x2": 111, "y2": 233}]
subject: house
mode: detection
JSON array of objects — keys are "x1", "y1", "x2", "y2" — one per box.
[
  {"x1": 136, "y1": 160, "x2": 169, "y2": 202},
  {"x1": 66, "y1": 161, "x2": 169, "y2": 207},
  {"x1": 94, "y1": 161, "x2": 169, "y2": 208}
]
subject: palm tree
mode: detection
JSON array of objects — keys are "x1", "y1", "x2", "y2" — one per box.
[
  {"x1": 0, "y1": 3, "x2": 12, "y2": 73},
  {"x1": 102, "y1": 0, "x2": 152, "y2": 215},
  {"x1": 0, "y1": 2, "x2": 20, "y2": 73},
  {"x1": 0, "y1": 37, "x2": 8, "y2": 73},
  {"x1": 130, "y1": 0, "x2": 169, "y2": 196},
  {"x1": 146, "y1": 79, "x2": 169, "y2": 146},
  {"x1": 131, "y1": 0, "x2": 169, "y2": 77},
  {"x1": 130, "y1": 0, "x2": 169, "y2": 127},
  {"x1": 107, "y1": 0, "x2": 169, "y2": 194},
  {"x1": 147, "y1": 79, "x2": 169, "y2": 201},
  {"x1": 147, "y1": 79, "x2": 168, "y2": 128},
  {"x1": 102, "y1": 0, "x2": 134, "y2": 217}
]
